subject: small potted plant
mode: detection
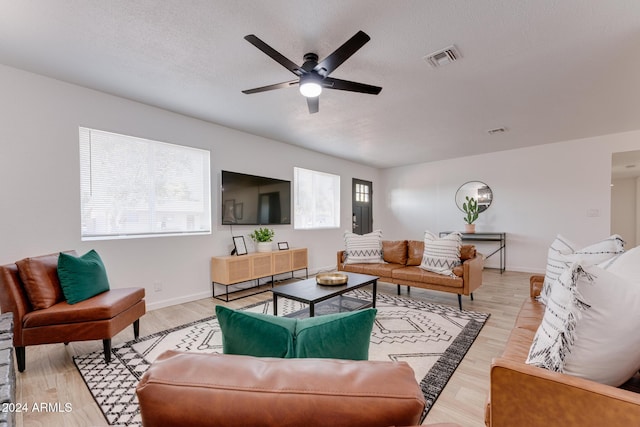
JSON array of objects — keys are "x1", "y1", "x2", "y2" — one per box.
[
  {"x1": 463, "y1": 196, "x2": 479, "y2": 233},
  {"x1": 249, "y1": 227, "x2": 275, "y2": 252}
]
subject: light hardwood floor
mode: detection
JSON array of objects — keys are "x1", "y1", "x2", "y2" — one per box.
[{"x1": 15, "y1": 269, "x2": 532, "y2": 427}]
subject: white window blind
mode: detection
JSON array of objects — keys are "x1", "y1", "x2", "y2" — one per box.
[
  {"x1": 79, "y1": 127, "x2": 211, "y2": 240},
  {"x1": 293, "y1": 167, "x2": 340, "y2": 230}
]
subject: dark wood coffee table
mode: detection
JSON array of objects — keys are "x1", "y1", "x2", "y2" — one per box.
[{"x1": 271, "y1": 272, "x2": 378, "y2": 317}]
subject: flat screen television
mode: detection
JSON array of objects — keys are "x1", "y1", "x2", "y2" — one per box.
[{"x1": 221, "y1": 170, "x2": 291, "y2": 225}]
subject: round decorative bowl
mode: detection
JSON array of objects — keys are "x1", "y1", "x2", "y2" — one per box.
[{"x1": 315, "y1": 272, "x2": 348, "y2": 286}]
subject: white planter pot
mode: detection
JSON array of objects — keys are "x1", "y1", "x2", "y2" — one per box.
[{"x1": 256, "y1": 241, "x2": 272, "y2": 253}]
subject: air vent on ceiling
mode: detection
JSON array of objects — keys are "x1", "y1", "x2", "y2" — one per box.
[
  {"x1": 487, "y1": 127, "x2": 507, "y2": 135},
  {"x1": 423, "y1": 45, "x2": 461, "y2": 68}
]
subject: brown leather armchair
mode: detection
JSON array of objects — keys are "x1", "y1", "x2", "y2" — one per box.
[{"x1": 0, "y1": 251, "x2": 145, "y2": 372}]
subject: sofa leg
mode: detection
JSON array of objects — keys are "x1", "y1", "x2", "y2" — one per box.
[
  {"x1": 133, "y1": 319, "x2": 140, "y2": 339},
  {"x1": 470, "y1": 293, "x2": 474, "y2": 301},
  {"x1": 457, "y1": 294, "x2": 462, "y2": 310},
  {"x1": 103, "y1": 339, "x2": 111, "y2": 363},
  {"x1": 407, "y1": 286, "x2": 410, "y2": 294},
  {"x1": 397, "y1": 284, "x2": 400, "y2": 295},
  {"x1": 16, "y1": 346, "x2": 25, "y2": 372}
]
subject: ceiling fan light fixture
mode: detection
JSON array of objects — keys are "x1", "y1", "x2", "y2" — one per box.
[{"x1": 299, "y1": 75, "x2": 322, "y2": 98}]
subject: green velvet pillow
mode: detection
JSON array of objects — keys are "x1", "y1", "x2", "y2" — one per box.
[
  {"x1": 57, "y1": 250, "x2": 110, "y2": 304},
  {"x1": 216, "y1": 305, "x2": 297, "y2": 358},
  {"x1": 215, "y1": 306, "x2": 377, "y2": 360},
  {"x1": 295, "y1": 308, "x2": 377, "y2": 360}
]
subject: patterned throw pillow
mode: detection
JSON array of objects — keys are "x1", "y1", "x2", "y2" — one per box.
[
  {"x1": 343, "y1": 230, "x2": 384, "y2": 264},
  {"x1": 527, "y1": 258, "x2": 640, "y2": 387},
  {"x1": 419, "y1": 231, "x2": 462, "y2": 277},
  {"x1": 526, "y1": 263, "x2": 583, "y2": 372},
  {"x1": 538, "y1": 234, "x2": 625, "y2": 305}
]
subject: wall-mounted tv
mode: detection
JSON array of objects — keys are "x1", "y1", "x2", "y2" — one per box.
[{"x1": 221, "y1": 170, "x2": 291, "y2": 225}]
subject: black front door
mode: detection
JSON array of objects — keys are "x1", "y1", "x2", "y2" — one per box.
[{"x1": 352, "y1": 178, "x2": 373, "y2": 235}]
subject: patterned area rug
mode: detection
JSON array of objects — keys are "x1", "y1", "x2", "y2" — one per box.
[{"x1": 73, "y1": 289, "x2": 489, "y2": 426}]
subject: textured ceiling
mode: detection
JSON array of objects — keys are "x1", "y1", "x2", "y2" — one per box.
[{"x1": 1, "y1": 0, "x2": 640, "y2": 168}]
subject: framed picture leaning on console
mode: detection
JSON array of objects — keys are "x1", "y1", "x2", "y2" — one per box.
[{"x1": 233, "y1": 236, "x2": 248, "y2": 256}]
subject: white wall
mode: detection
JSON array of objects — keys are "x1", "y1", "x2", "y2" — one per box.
[
  {"x1": 0, "y1": 64, "x2": 380, "y2": 309},
  {"x1": 379, "y1": 131, "x2": 640, "y2": 273}
]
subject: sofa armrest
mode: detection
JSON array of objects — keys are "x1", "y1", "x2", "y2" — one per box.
[
  {"x1": 530, "y1": 275, "x2": 544, "y2": 298},
  {"x1": 490, "y1": 357, "x2": 640, "y2": 426},
  {"x1": 462, "y1": 254, "x2": 484, "y2": 295},
  {"x1": 337, "y1": 251, "x2": 345, "y2": 270}
]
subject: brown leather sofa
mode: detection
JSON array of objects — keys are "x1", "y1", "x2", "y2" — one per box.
[
  {"x1": 485, "y1": 275, "x2": 640, "y2": 426},
  {"x1": 136, "y1": 350, "x2": 462, "y2": 427},
  {"x1": 337, "y1": 240, "x2": 484, "y2": 309},
  {"x1": 0, "y1": 252, "x2": 146, "y2": 372}
]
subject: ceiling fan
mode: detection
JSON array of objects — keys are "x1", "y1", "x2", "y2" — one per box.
[{"x1": 242, "y1": 30, "x2": 382, "y2": 114}]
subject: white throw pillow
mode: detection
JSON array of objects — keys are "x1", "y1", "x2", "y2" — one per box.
[
  {"x1": 527, "y1": 256, "x2": 640, "y2": 387},
  {"x1": 598, "y1": 245, "x2": 640, "y2": 278},
  {"x1": 563, "y1": 265, "x2": 640, "y2": 386},
  {"x1": 343, "y1": 230, "x2": 384, "y2": 264},
  {"x1": 538, "y1": 234, "x2": 625, "y2": 305},
  {"x1": 419, "y1": 231, "x2": 461, "y2": 277}
]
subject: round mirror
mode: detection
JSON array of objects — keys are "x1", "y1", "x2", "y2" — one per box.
[{"x1": 455, "y1": 181, "x2": 493, "y2": 213}]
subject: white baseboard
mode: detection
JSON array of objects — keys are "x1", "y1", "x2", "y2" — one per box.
[{"x1": 146, "y1": 290, "x2": 211, "y2": 311}]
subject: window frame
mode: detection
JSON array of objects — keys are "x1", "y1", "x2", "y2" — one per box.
[
  {"x1": 293, "y1": 166, "x2": 341, "y2": 230},
  {"x1": 79, "y1": 127, "x2": 211, "y2": 241}
]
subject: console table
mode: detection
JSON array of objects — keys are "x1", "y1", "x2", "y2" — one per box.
[
  {"x1": 440, "y1": 231, "x2": 506, "y2": 273},
  {"x1": 211, "y1": 248, "x2": 308, "y2": 301}
]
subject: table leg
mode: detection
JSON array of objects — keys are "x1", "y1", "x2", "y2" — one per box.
[
  {"x1": 309, "y1": 303, "x2": 315, "y2": 317},
  {"x1": 372, "y1": 280, "x2": 377, "y2": 308},
  {"x1": 273, "y1": 294, "x2": 278, "y2": 316}
]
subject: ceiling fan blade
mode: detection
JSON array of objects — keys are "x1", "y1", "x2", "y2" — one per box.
[
  {"x1": 314, "y1": 31, "x2": 370, "y2": 76},
  {"x1": 244, "y1": 34, "x2": 303, "y2": 76},
  {"x1": 307, "y1": 96, "x2": 319, "y2": 114},
  {"x1": 323, "y1": 77, "x2": 382, "y2": 95},
  {"x1": 242, "y1": 80, "x2": 299, "y2": 94}
]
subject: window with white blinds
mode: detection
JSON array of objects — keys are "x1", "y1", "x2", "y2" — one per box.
[
  {"x1": 293, "y1": 167, "x2": 340, "y2": 229},
  {"x1": 79, "y1": 127, "x2": 211, "y2": 240}
]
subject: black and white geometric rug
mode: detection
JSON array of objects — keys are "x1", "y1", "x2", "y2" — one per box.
[{"x1": 73, "y1": 289, "x2": 489, "y2": 426}]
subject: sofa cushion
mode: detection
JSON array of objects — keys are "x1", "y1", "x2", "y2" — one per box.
[
  {"x1": 57, "y1": 250, "x2": 110, "y2": 304},
  {"x1": 341, "y1": 262, "x2": 403, "y2": 278},
  {"x1": 513, "y1": 298, "x2": 546, "y2": 332},
  {"x1": 539, "y1": 234, "x2": 624, "y2": 305},
  {"x1": 16, "y1": 252, "x2": 68, "y2": 310},
  {"x1": 452, "y1": 265, "x2": 463, "y2": 277},
  {"x1": 406, "y1": 240, "x2": 424, "y2": 266},
  {"x1": 343, "y1": 230, "x2": 384, "y2": 264},
  {"x1": 527, "y1": 261, "x2": 640, "y2": 386},
  {"x1": 420, "y1": 231, "x2": 462, "y2": 277},
  {"x1": 501, "y1": 327, "x2": 537, "y2": 364},
  {"x1": 22, "y1": 287, "x2": 145, "y2": 327},
  {"x1": 382, "y1": 240, "x2": 408, "y2": 265},
  {"x1": 392, "y1": 266, "x2": 463, "y2": 289},
  {"x1": 216, "y1": 306, "x2": 377, "y2": 360}
]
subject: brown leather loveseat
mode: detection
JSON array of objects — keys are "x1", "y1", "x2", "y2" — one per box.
[
  {"x1": 0, "y1": 251, "x2": 146, "y2": 371},
  {"x1": 486, "y1": 275, "x2": 640, "y2": 426},
  {"x1": 136, "y1": 350, "x2": 464, "y2": 427},
  {"x1": 338, "y1": 240, "x2": 484, "y2": 309}
]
